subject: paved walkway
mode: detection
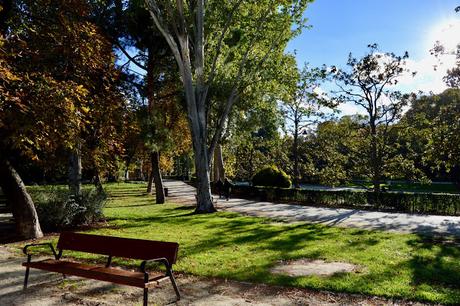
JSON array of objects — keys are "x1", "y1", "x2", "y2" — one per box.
[{"x1": 164, "y1": 180, "x2": 460, "y2": 237}]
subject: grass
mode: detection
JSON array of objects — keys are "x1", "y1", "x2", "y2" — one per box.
[{"x1": 25, "y1": 182, "x2": 460, "y2": 304}]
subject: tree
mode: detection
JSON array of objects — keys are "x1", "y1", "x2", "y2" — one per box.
[
  {"x1": 432, "y1": 41, "x2": 460, "y2": 89},
  {"x1": 144, "y1": 0, "x2": 309, "y2": 212},
  {"x1": 306, "y1": 116, "x2": 362, "y2": 186},
  {"x1": 13, "y1": 0, "x2": 125, "y2": 196},
  {"x1": 281, "y1": 65, "x2": 329, "y2": 188},
  {"x1": 331, "y1": 44, "x2": 412, "y2": 192},
  {"x1": 0, "y1": 0, "x2": 125, "y2": 238},
  {"x1": 96, "y1": 0, "x2": 188, "y2": 204},
  {"x1": 226, "y1": 104, "x2": 284, "y2": 181},
  {"x1": 402, "y1": 89, "x2": 460, "y2": 185},
  {"x1": 0, "y1": 29, "x2": 43, "y2": 239}
]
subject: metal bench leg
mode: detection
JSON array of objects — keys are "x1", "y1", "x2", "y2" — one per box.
[
  {"x1": 169, "y1": 273, "x2": 181, "y2": 300},
  {"x1": 143, "y1": 288, "x2": 148, "y2": 306},
  {"x1": 23, "y1": 254, "x2": 31, "y2": 290},
  {"x1": 23, "y1": 266, "x2": 30, "y2": 290}
]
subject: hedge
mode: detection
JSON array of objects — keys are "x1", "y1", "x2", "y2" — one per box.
[{"x1": 230, "y1": 185, "x2": 460, "y2": 216}]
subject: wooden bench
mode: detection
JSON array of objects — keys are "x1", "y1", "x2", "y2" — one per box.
[{"x1": 23, "y1": 232, "x2": 181, "y2": 305}]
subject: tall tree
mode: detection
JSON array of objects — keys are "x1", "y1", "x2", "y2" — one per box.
[
  {"x1": 144, "y1": 0, "x2": 309, "y2": 212},
  {"x1": 97, "y1": 0, "x2": 182, "y2": 203},
  {"x1": 0, "y1": 0, "x2": 125, "y2": 238},
  {"x1": 281, "y1": 65, "x2": 329, "y2": 188},
  {"x1": 331, "y1": 44, "x2": 413, "y2": 192}
]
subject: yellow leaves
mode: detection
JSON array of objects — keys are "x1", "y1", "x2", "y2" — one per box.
[
  {"x1": 75, "y1": 84, "x2": 89, "y2": 96},
  {"x1": 81, "y1": 106, "x2": 90, "y2": 114}
]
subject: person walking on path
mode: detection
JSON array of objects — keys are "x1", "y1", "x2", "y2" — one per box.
[{"x1": 223, "y1": 178, "x2": 233, "y2": 201}]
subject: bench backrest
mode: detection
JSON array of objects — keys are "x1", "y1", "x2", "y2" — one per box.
[{"x1": 57, "y1": 232, "x2": 179, "y2": 264}]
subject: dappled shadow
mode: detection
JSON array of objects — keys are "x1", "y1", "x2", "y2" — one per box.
[
  {"x1": 217, "y1": 198, "x2": 460, "y2": 237},
  {"x1": 12, "y1": 181, "x2": 459, "y2": 304},
  {"x1": 105, "y1": 203, "x2": 155, "y2": 209},
  {"x1": 405, "y1": 234, "x2": 460, "y2": 290}
]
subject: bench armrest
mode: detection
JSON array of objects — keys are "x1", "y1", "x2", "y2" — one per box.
[
  {"x1": 23, "y1": 243, "x2": 59, "y2": 259},
  {"x1": 140, "y1": 257, "x2": 171, "y2": 274}
]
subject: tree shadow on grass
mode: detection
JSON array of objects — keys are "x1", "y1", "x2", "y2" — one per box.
[
  {"x1": 406, "y1": 232, "x2": 460, "y2": 290},
  {"x1": 95, "y1": 200, "x2": 460, "y2": 304}
]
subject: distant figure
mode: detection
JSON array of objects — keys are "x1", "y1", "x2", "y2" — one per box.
[
  {"x1": 223, "y1": 178, "x2": 233, "y2": 201},
  {"x1": 215, "y1": 179, "x2": 224, "y2": 199}
]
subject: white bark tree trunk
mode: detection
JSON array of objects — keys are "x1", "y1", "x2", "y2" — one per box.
[
  {"x1": 68, "y1": 144, "x2": 82, "y2": 197},
  {"x1": 213, "y1": 144, "x2": 225, "y2": 183},
  {"x1": 0, "y1": 159, "x2": 43, "y2": 239}
]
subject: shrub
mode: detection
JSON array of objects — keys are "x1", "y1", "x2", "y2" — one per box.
[
  {"x1": 252, "y1": 166, "x2": 291, "y2": 188},
  {"x1": 30, "y1": 186, "x2": 107, "y2": 231}
]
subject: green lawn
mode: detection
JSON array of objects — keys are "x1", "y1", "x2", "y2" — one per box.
[{"x1": 27, "y1": 183, "x2": 460, "y2": 304}]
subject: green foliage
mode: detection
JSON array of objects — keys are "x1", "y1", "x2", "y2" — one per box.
[
  {"x1": 305, "y1": 116, "x2": 362, "y2": 186},
  {"x1": 400, "y1": 88, "x2": 460, "y2": 182},
  {"x1": 29, "y1": 186, "x2": 107, "y2": 231},
  {"x1": 252, "y1": 166, "x2": 291, "y2": 188}
]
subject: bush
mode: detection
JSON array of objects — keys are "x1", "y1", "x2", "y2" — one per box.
[
  {"x1": 30, "y1": 187, "x2": 107, "y2": 231},
  {"x1": 230, "y1": 185, "x2": 460, "y2": 216},
  {"x1": 252, "y1": 166, "x2": 291, "y2": 188}
]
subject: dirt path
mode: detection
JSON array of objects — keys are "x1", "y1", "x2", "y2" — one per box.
[{"x1": 0, "y1": 245, "x2": 428, "y2": 306}]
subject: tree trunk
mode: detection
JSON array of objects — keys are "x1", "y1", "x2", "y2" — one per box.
[
  {"x1": 151, "y1": 152, "x2": 165, "y2": 204},
  {"x1": 144, "y1": 46, "x2": 165, "y2": 203},
  {"x1": 293, "y1": 118, "x2": 300, "y2": 189},
  {"x1": 0, "y1": 159, "x2": 43, "y2": 239},
  {"x1": 124, "y1": 168, "x2": 129, "y2": 182},
  {"x1": 194, "y1": 148, "x2": 215, "y2": 213},
  {"x1": 146, "y1": 170, "x2": 154, "y2": 194},
  {"x1": 139, "y1": 159, "x2": 145, "y2": 181},
  {"x1": 94, "y1": 169, "x2": 103, "y2": 193},
  {"x1": 369, "y1": 122, "x2": 380, "y2": 193},
  {"x1": 69, "y1": 145, "x2": 82, "y2": 197},
  {"x1": 145, "y1": 8, "x2": 215, "y2": 212},
  {"x1": 183, "y1": 63, "x2": 216, "y2": 213},
  {"x1": 213, "y1": 144, "x2": 225, "y2": 183}
]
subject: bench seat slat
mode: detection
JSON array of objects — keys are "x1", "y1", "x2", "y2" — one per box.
[{"x1": 23, "y1": 259, "x2": 162, "y2": 288}]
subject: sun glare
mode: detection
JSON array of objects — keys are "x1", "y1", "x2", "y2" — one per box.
[{"x1": 428, "y1": 18, "x2": 460, "y2": 51}]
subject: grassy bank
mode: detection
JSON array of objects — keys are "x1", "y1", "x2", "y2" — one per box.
[{"x1": 26, "y1": 183, "x2": 460, "y2": 304}]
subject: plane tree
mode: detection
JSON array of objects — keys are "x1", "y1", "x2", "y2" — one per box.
[
  {"x1": 331, "y1": 44, "x2": 413, "y2": 192},
  {"x1": 143, "y1": 0, "x2": 310, "y2": 212}
]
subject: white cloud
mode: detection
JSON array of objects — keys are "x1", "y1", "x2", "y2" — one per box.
[
  {"x1": 395, "y1": 18, "x2": 460, "y2": 94},
  {"x1": 337, "y1": 103, "x2": 366, "y2": 116},
  {"x1": 395, "y1": 53, "x2": 456, "y2": 94}
]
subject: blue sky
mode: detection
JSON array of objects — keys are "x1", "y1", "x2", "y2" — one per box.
[
  {"x1": 290, "y1": 0, "x2": 459, "y2": 68},
  {"x1": 288, "y1": 0, "x2": 460, "y2": 115}
]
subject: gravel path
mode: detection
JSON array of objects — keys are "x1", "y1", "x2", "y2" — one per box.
[{"x1": 164, "y1": 179, "x2": 460, "y2": 236}]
